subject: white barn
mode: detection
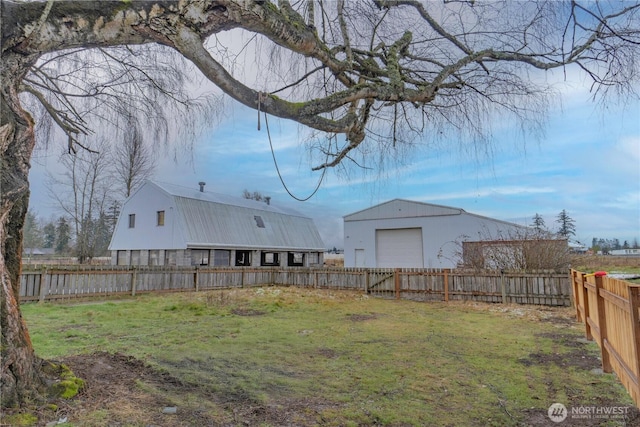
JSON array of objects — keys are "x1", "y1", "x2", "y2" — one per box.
[
  {"x1": 343, "y1": 199, "x2": 525, "y2": 268},
  {"x1": 109, "y1": 181, "x2": 325, "y2": 267}
]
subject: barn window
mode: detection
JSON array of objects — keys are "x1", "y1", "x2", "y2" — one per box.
[
  {"x1": 165, "y1": 250, "x2": 176, "y2": 266},
  {"x1": 213, "y1": 250, "x2": 230, "y2": 266},
  {"x1": 128, "y1": 214, "x2": 135, "y2": 228},
  {"x1": 287, "y1": 252, "x2": 304, "y2": 266},
  {"x1": 191, "y1": 249, "x2": 209, "y2": 266},
  {"x1": 308, "y1": 252, "x2": 320, "y2": 265},
  {"x1": 261, "y1": 252, "x2": 279, "y2": 266},
  {"x1": 254, "y1": 215, "x2": 265, "y2": 228},
  {"x1": 117, "y1": 250, "x2": 128, "y2": 265},
  {"x1": 157, "y1": 210, "x2": 165, "y2": 226},
  {"x1": 235, "y1": 250, "x2": 251, "y2": 266},
  {"x1": 131, "y1": 250, "x2": 141, "y2": 266},
  {"x1": 149, "y1": 250, "x2": 160, "y2": 266}
]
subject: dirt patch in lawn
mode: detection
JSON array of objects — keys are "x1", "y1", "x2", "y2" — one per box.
[
  {"x1": 33, "y1": 352, "x2": 339, "y2": 427},
  {"x1": 518, "y1": 332, "x2": 601, "y2": 371},
  {"x1": 345, "y1": 312, "x2": 380, "y2": 321},
  {"x1": 518, "y1": 348, "x2": 601, "y2": 371},
  {"x1": 518, "y1": 331, "x2": 640, "y2": 426},
  {"x1": 231, "y1": 307, "x2": 266, "y2": 316}
]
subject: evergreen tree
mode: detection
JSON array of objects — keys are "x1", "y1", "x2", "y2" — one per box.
[
  {"x1": 94, "y1": 211, "x2": 112, "y2": 257},
  {"x1": 106, "y1": 201, "x2": 121, "y2": 235},
  {"x1": 22, "y1": 210, "x2": 43, "y2": 255},
  {"x1": 531, "y1": 213, "x2": 546, "y2": 233},
  {"x1": 613, "y1": 238, "x2": 621, "y2": 250},
  {"x1": 55, "y1": 216, "x2": 71, "y2": 254},
  {"x1": 42, "y1": 221, "x2": 56, "y2": 249},
  {"x1": 556, "y1": 210, "x2": 576, "y2": 238}
]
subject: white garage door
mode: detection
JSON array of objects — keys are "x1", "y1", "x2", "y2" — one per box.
[{"x1": 375, "y1": 228, "x2": 424, "y2": 268}]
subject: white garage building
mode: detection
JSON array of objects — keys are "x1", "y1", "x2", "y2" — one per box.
[{"x1": 343, "y1": 199, "x2": 524, "y2": 268}]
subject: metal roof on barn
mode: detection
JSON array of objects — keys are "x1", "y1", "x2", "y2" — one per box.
[
  {"x1": 344, "y1": 199, "x2": 465, "y2": 221},
  {"x1": 343, "y1": 198, "x2": 525, "y2": 231},
  {"x1": 154, "y1": 181, "x2": 325, "y2": 250}
]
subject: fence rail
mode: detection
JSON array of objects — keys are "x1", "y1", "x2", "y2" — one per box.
[
  {"x1": 571, "y1": 269, "x2": 640, "y2": 408},
  {"x1": 20, "y1": 266, "x2": 571, "y2": 306}
]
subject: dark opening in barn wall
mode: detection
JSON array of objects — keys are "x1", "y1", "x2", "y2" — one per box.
[
  {"x1": 261, "y1": 252, "x2": 279, "y2": 266},
  {"x1": 235, "y1": 250, "x2": 251, "y2": 266},
  {"x1": 288, "y1": 252, "x2": 304, "y2": 266}
]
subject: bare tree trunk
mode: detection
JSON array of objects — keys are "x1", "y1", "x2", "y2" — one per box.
[{"x1": 0, "y1": 54, "x2": 45, "y2": 407}]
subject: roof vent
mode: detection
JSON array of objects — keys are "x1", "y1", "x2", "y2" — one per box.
[{"x1": 198, "y1": 181, "x2": 206, "y2": 192}]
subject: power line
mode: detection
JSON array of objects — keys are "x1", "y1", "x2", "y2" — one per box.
[{"x1": 263, "y1": 110, "x2": 328, "y2": 202}]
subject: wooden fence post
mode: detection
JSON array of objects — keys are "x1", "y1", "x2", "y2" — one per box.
[
  {"x1": 594, "y1": 274, "x2": 612, "y2": 373},
  {"x1": 394, "y1": 269, "x2": 400, "y2": 300},
  {"x1": 581, "y1": 274, "x2": 592, "y2": 340},
  {"x1": 500, "y1": 270, "x2": 507, "y2": 304},
  {"x1": 571, "y1": 270, "x2": 581, "y2": 321},
  {"x1": 131, "y1": 268, "x2": 137, "y2": 296},
  {"x1": 628, "y1": 285, "x2": 640, "y2": 401},
  {"x1": 194, "y1": 268, "x2": 199, "y2": 292},
  {"x1": 364, "y1": 270, "x2": 369, "y2": 294},
  {"x1": 443, "y1": 270, "x2": 449, "y2": 302},
  {"x1": 38, "y1": 269, "x2": 48, "y2": 303}
]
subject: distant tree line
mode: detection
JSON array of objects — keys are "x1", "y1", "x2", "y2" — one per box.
[
  {"x1": 22, "y1": 208, "x2": 118, "y2": 261},
  {"x1": 591, "y1": 237, "x2": 640, "y2": 254},
  {"x1": 531, "y1": 210, "x2": 638, "y2": 253}
]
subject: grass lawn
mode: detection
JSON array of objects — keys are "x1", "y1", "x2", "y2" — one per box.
[{"x1": 14, "y1": 287, "x2": 639, "y2": 426}]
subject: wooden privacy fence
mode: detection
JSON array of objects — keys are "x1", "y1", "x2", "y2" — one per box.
[
  {"x1": 20, "y1": 266, "x2": 571, "y2": 306},
  {"x1": 571, "y1": 269, "x2": 640, "y2": 408}
]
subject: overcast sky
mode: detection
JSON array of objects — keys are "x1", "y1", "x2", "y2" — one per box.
[{"x1": 28, "y1": 69, "x2": 639, "y2": 250}]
